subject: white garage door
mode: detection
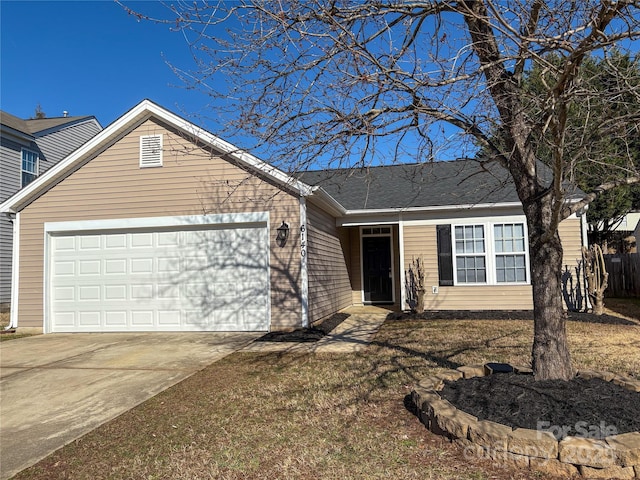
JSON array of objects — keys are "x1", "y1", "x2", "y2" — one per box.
[{"x1": 48, "y1": 223, "x2": 269, "y2": 332}]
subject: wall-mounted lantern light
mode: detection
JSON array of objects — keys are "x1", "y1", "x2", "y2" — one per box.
[{"x1": 276, "y1": 221, "x2": 290, "y2": 247}]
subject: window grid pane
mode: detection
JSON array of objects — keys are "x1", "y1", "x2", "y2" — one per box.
[
  {"x1": 455, "y1": 225, "x2": 485, "y2": 253},
  {"x1": 494, "y1": 222, "x2": 527, "y2": 283},
  {"x1": 21, "y1": 150, "x2": 38, "y2": 187},
  {"x1": 22, "y1": 150, "x2": 38, "y2": 173},
  {"x1": 495, "y1": 254, "x2": 527, "y2": 283},
  {"x1": 457, "y1": 255, "x2": 487, "y2": 282},
  {"x1": 455, "y1": 225, "x2": 486, "y2": 283},
  {"x1": 494, "y1": 223, "x2": 526, "y2": 254}
]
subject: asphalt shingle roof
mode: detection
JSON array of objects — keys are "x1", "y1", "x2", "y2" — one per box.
[
  {"x1": 300, "y1": 160, "x2": 521, "y2": 210},
  {"x1": 0, "y1": 111, "x2": 94, "y2": 136}
]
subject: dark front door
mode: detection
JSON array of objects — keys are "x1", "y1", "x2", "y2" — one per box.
[{"x1": 362, "y1": 236, "x2": 393, "y2": 303}]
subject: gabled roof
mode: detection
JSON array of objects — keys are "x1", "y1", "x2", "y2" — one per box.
[
  {"x1": 1, "y1": 99, "x2": 539, "y2": 218},
  {"x1": 0, "y1": 100, "x2": 313, "y2": 214},
  {"x1": 300, "y1": 160, "x2": 521, "y2": 211}
]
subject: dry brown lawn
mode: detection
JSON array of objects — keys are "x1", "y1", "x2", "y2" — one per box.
[{"x1": 14, "y1": 305, "x2": 640, "y2": 480}]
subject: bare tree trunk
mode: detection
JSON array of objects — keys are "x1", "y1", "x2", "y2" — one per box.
[{"x1": 527, "y1": 204, "x2": 574, "y2": 381}]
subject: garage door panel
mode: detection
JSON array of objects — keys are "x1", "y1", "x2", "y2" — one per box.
[
  {"x1": 105, "y1": 311, "x2": 127, "y2": 326},
  {"x1": 79, "y1": 235, "x2": 101, "y2": 250},
  {"x1": 54, "y1": 260, "x2": 75, "y2": 276},
  {"x1": 54, "y1": 236, "x2": 76, "y2": 251},
  {"x1": 105, "y1": 234, "x2": 127, "y2": 249},
  {"x1": 79, "y1": 311, "x2": 101, "y2": 326},
  {"x1": 50, "y1": 223, "x2": 269, "y2": 332},
  {"x1": 158, "y1": 310, "x2": 181, "y2": 326},
  {"x1": 79, "y1": 260, "x2": 101, "y2": 276},
  {"x1": 131, "y1": 232, "x2": 154, "y2": 248}
]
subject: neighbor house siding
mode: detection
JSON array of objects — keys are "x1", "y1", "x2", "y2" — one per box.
[
  {"x1": 402, "y1": 217, "x2": 586, "y2": 311},
  {"x1": 306, "y1": 202, "x2": 352, "y2": 323},
  {"x1": 1, "y1": 137, "x2": 28, "y2": 305},
  {"x1": 35, "y1": 120, "x2": 102, "y2": 174},
  {"x1": 1, "y1": 139, "x2": 23, "y2": 199},
  {"x1": 17, "y1": 118, "x2": 302, "y2": 330},
  {"x1": 0, "y1": 216, "x2": 12, "y2": 306}
]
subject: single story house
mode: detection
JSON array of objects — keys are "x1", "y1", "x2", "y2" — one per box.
[{"x1": 0, "y1": 100, "x2": 588, "y2": 333}]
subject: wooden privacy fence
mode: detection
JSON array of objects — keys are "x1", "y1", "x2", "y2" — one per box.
[{"x1": 604, "y1": 254, "x2": 640, "y2": 298}]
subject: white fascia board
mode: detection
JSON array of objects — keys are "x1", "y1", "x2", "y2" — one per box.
[
  {"x1": 307, "y1": 186, "x2": 347, "y2": 217},
  {"x1": 345, "y1": 201, "x2": 523, "y2": 216},
  {"x1": 337, "y1": 202, "x2": 524, "y2": 227},
  {"x1": 0, "y1": 99, "x2": 312, "y2": 213}
]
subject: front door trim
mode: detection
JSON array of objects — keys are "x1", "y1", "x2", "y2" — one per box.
[{"x1": 360, "y1": 226, "x2": 395, "y2": 304}]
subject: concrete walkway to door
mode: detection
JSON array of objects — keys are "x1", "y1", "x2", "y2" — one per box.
[{"x1": 0, "y1": 332, "x2": 260, "y2": 480}]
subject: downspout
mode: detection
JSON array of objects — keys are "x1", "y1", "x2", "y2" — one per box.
[{"x1": 6, "y1": 212, "x2": 19, "y2": 330}]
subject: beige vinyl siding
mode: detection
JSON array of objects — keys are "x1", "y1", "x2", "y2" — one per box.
[
  {"x1": 558, "y1": 217, "x2": 587, "y2": 311},
  {"x1": 17, "y1": 118, "x2": 301, "y2": 330},
  {"x1": 348, "y1": 228, "x2": 362, "y2": 304},
  {"x1": 403, "y1": 224, "x2": 533, "y2": 310},
  {"x1": 306, "y1": 203, "x2": 352, "y2": 322},
  {"x1": 402, "y1": 217, "x2": 585, "y2": 311}
]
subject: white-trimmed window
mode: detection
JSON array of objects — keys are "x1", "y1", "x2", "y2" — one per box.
[
  {"x1": 21, "y1": 149, "x2": 38, "y2": 187},
  {"x1": 139, "y1": 134, "x2": 163, "y2": 168},
  {"x1": 494, "y1": 223, "x2": 527, "y2": 283},
  {"x1": 444, "y1": 221, "x2": 529, "y2": 286},
  {"x1": 454, "y1": 225, "x2": 486, "y2": 283}
]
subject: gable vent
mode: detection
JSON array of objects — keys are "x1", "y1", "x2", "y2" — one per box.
[{"x1": 140, "y1": 134, "x2": 163, "y2": 168}]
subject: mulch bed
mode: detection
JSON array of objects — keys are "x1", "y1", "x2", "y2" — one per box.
[
  {"x1": 255, "y1": 312, "x2": 350, "y2": 342},
  {"x1": 440, "y1": 373, "x2": 640, "y2": 440},
  {"x1": 386, "y1": 309, "x2": 638, "y2": 325}
]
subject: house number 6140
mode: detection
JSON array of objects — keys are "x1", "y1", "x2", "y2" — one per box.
[{"x1": 300, "y1": 224, "x2": 307, "y2": 257}]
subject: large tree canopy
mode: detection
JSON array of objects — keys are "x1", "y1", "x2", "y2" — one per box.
[
  {"x1": 125, "y1": 0, "x2": 640, "y2": 380},
  {"x1": 520, "y1": 50, "x2": 640, "y2": 246}
]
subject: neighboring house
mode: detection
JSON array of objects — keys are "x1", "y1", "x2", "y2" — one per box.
[
  {"x1": 0, "y1": 100, "x2": 588, "y2": 333},
  {"x1": 0, "y1": 111, "x2": 102, "y2": 309},
  {"x1": 615, "y1": 211, "x2": 640, "y2": 233}
]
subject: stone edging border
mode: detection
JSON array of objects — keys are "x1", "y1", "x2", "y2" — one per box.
[{"x1": 411, "y1": 365, "x2": 640, "y2": 479}]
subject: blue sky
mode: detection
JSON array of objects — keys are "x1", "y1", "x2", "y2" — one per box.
[{"x1": 1, "y1": 1, "x2": 213, "y2": 129}]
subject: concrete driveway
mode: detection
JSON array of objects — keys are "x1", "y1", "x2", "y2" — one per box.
[{"x1": 0, "y1": 332, "x2": 260, "y2": 479}]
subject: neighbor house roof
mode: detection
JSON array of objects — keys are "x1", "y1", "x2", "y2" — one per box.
[
  {"x1": 0, "y1": 111, "x2": 32, "y2": 137},
  {"x1": 0, "y1": 111, "x2": 98, "y2": 137},
  {"x1": 300, "y1": 160, "x2": 521, "y2": 211},
  {"x1": 24, "y1": 116, "x2": 99, "y2": 135}
]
